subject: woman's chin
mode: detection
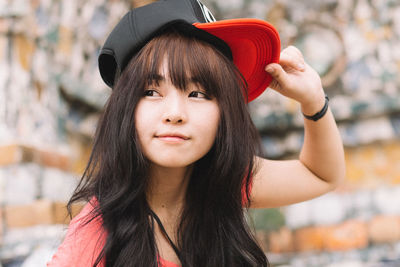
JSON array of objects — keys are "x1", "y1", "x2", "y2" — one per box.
[{"x1": 149, "y1": 159, "x2": 195, "y2": 169}]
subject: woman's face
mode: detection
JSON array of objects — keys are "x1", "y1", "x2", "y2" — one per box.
[{"x1": 135, "y1": 61, "x2": 220, "y2": 169}]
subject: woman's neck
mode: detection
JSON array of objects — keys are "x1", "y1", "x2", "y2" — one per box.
[
  {"x1": 147, "y1": 164, "x2": 192, "y2": 216},
  {"x1": 146, "y1": 164, "x2": 191, "y2": 265}
]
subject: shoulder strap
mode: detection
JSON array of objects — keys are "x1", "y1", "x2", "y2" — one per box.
[{"x1": 149, "y1": 209, "x2": 182, "y2": 262}]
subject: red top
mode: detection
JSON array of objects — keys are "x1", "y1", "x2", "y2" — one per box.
[
  {"x1": 47, "y1": 183, "x2": 251, "y2": 267},
  {"x1": 46, "y1": 199, "x2": 180, "y2": 267}
]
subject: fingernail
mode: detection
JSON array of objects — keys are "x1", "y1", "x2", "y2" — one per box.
[
  {"x1": 298, "y1": 63, "x2": 305, "y2": 70},
  {"x1": 265, "y1": 65, "x2": 274, "y2": 73}
]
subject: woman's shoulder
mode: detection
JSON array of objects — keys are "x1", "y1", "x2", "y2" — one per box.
[
  {"x1": 73, "y1": 197, "x2": 102, "y2": 225},
  {"x1": 47, "y1": 197, "x2": 106, "y2": 267},
  {"x1": 62, "y1": 196, "x2": 104, "y2": 238}
]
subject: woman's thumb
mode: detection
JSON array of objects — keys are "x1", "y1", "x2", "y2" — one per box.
[{"x1": 265, "y1": 63, "x2": 288, "y2": 86}]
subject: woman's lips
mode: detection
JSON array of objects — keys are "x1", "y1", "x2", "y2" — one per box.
[
  {"x1": 155, "y1": 133, "x2": 189, "y2": 143},
  {"x1": 158, "y1": 136, "x2": 186, "y2": 142}
]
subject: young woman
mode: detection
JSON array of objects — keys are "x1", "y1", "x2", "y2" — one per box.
[{"x1": 47, "y1": 1, "x2": 345, "y2": 267}]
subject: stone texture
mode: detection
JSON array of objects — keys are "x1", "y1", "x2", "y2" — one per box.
[
  {"x1": 350, "y1": 190, "x2": 374, "y2": 221},
  {"x1": 0, "y1": 206, "x2": 3, "y2": 245},
  {"x1": 323, "y1": 220, "x2": 368, "y2": 251},
  {"x1": 2, "y1": 225, "x2": 66, "y2": 247},
  {"x1": 4, "y1": 163, "x2": 40, "y2": 205},
  {"x1": 293, "y1": 226, "x2": 326, "y2": 252},
  {"x1": 1, "y1": 224, "x2": 66, "y2": 262},
  {"x1": 37, "y1": 149, "x2": 72, "y2": 172},
  {"x1": 0, "y1": 145, "x2": 21, "y2": 166},
  {"x1": 20, "y1": 245, "x2": 56, "y2": 267},
  {"x1": 254, "y1": 230, "x2": 269, "y2": 252},
  {"x1": 70, "y1": 142, "x2": 92, "y2": 175},
  {"x1": 0, "y1": 167, "x2": 5, "y2": 203},
  {"x1": 325, "y1": 261, "x2": 364, "y2": 267},
  {"x1": 373, "y1": 187, "x2": 400, "y2": 215},
  {"x1": 309, "y1": 193, "x2": 347, "y2": 226},
  {"x1": 0, "y1": 145, "x2": 78, "y2": 174},
  {"x1": 343, "y1": 142, "x2": 400, "y2": 189},
  {"x1": 20, "y1": 145, "x2": 35, "y2": 163},
  {"x1": 368, "y1": 215, "x2": 400, "y2": 244},
  {"x1": 268, "y1": 227, "x2": 294, "y2": 253},
  {"x1": 41, "y1": 167, "x2": 78, "y2": 202},
  {"x1": 132, "y1": 0, "x2": 156, "y2": 8},
  {"x1": 5, "y1": 200, "x2": 54, "y2": 228},
  {"x1": 285, "y1": 201, "x2": 312, "y2": 229},
  {"x1": 53, "y1": 201, "x2": 83, "y2": 224}
]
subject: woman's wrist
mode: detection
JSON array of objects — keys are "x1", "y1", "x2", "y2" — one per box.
[
  {"x1": 300, "y1": 91, "x2": 327, "y2": 119},
  {"x1": 302, "y1": 95, "x2": 329, "y2": 121},
  {"x1": 301, "y1": 90, "x2": 329, "y2": 121}
]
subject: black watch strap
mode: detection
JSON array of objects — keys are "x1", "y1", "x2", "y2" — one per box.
[{"x1": 302, "y1": 94, "x2": 329, "y2": 121}]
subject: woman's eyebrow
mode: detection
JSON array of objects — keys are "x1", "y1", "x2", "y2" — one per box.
[
  {"x1": 146, "y1": 74, "x2": 165, "y2": 84},
  {"x1": 190, "y1": 77, "x2": 200, "y2": 83},
  {"x1": 189, "y1": 77, "x2": 204, "y2": 87}
]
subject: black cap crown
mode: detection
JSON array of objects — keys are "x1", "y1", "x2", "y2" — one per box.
[{"x1": 98, "y1": 0, "x2": 229, "y2": 88}]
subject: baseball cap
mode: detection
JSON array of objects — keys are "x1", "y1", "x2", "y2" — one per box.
[{"x1": 98, "y1": 0, "x2": 281, "y2": 102}]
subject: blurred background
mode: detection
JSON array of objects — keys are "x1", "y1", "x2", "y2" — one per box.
[{"x1": 0, "y1": 0, "x2": 399, "y2": 266}]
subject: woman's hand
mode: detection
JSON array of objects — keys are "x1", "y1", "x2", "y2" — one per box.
[
  {"x1": 249, "y1": 46, "x2": 345, "y2": 209},
  {"x1": 265, "y1": 46, "x2": 326, "y2": 116}
]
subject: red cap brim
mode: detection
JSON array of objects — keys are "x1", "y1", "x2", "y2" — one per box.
[{"x1": 194, "y1": 18, "x2": 280, "y2": 102}]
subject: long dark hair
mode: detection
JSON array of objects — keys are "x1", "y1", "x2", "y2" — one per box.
[{"x1": 67, "y1": 27, "x2": 268, "y2": 267}]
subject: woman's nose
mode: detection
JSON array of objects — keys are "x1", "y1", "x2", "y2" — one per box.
[
  {"x1": 165, "y1": 116, "x2": 183, "y2": 123},
  {"x1": 163, "y1": 94, "x2": 187, "y2": 124}
]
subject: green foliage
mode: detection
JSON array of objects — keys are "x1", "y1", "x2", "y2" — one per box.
[{"x1": 248, "y1": 208, "x2": 285, "y2": 231}]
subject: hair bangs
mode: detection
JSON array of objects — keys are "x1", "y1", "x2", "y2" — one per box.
[{"x1": 137, "y1": 28, "x2": 237, "y2": 98}]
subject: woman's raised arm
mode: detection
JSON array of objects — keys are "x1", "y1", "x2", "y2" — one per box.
[{"x1": 249, "y1": 46, "x2": 345, "y2": 209}]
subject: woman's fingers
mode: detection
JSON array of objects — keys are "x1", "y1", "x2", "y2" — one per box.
[
  {"x1": 264, "y1": 46, "x2": 309, "y2": 94},
  {"x1": 264, "y1": 45, "x2": 324, "y2": 105},
  {"x1": 279, "y1": 46, "x2": 305, "y2": 71},
  {"x1": 286, "y1": 45, "x2": 303, "y2": 58},
  {"x1": 265, "y1": 63, "x2": 291, "y2": 89}
]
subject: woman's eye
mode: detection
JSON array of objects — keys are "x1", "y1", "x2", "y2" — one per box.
[
  {"x1": 189, "y1": 91, "x2": 208, "y2": 99},
  {"x1": 144, "y1": 90, "x2": 160, "y2": 97}
]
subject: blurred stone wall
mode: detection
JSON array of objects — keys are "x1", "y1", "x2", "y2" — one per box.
[
  {"x1": 246, "y1": 0, "x2": 400, "y2": 159},
  {"x1": 225, "y1": 0, "x2": 400, "y2": 266},
  {"x1": 0, "y1": 0, "x2": 399, "y2": 266}
]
